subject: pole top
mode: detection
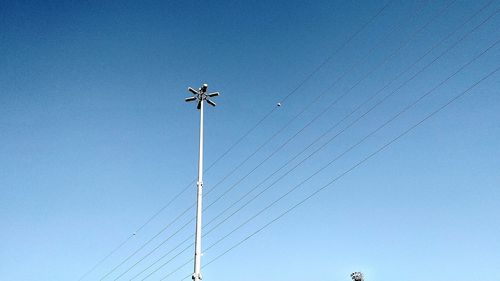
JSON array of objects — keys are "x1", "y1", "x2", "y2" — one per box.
[{"x1": 185, "y1": 83, "x2": 219, "y2": 109}]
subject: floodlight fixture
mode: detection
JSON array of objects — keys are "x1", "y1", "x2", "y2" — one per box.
[
  {"x1": 185, "y1": 83, "x2": 219, "y2": 110},
  {"x1": 188, "y1": 87, "x2": 198, "y2": 96},
  {"x1": 206, "y1": 99, "x2": 216, "y2": 107}
]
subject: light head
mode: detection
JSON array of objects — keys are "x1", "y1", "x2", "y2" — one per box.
[
  {"x1": 188, "y1": 87, "x2": 198, "y2": 96},
  {"x1": 185, "y1": 83, "x2": 220, "y2": 109}
]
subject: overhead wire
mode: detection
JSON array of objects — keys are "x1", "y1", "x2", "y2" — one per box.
[{"x1": 118, "y1": 1, "x2": 476, "y2": 279}]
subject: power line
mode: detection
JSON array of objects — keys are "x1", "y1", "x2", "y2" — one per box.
[
  {"x1": 167, "y1": 36, "x2": 500, "y2": 281},
  {"x1": 202, "y1": 0, "x2": 495, "y2": 228},
  {"x1": 124, "y1": 2, "x2": 493, "y2": 279},
  {"x1": 87, "y1": 2, "x2": 394, "y2": 280}
]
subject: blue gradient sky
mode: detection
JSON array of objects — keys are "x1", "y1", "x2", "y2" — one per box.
[{"x1": 1, "y1": 1, "x2": 499, "y2": 281}]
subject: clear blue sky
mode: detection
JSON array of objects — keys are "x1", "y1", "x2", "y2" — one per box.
[{"x1": 1, "y1": 1, "x2": 499, "y2": 281}]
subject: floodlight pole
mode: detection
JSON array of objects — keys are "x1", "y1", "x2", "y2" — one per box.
[
  {"x1": 185, "y1": 84, "x2": 218, "y2": 281},
  {"x1": 193, "y1": 92, "x2": 204, "y2": 281}
]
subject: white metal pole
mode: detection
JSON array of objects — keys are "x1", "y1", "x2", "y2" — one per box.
[{"x1": 193, "y1": 98, "x2": 204, "y2": 281}]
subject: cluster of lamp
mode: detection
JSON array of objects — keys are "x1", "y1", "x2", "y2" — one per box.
[{"x1": 185, "y1": 83, "x2": 219, "y2": 109}]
